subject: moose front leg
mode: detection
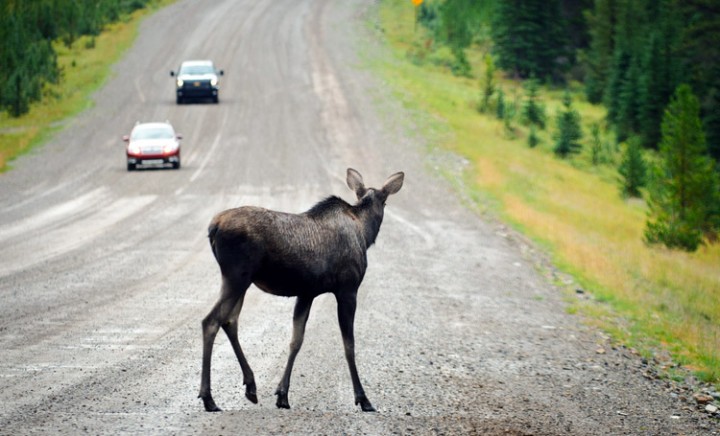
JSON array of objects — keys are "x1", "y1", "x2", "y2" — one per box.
[
  {"x1": 336, "y1": 292, "x2": 375, "y2": 412},
  {"x1": 276, "y1": 296, "x2": 314, "y2": 409}
]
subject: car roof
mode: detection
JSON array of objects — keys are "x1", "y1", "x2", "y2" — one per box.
[
  {"x1": 180, "y1": 60, "x2": 213, "y2": 67},
  {"x1": 133, "y1": 122, "x2": 174, "y2": 131}
]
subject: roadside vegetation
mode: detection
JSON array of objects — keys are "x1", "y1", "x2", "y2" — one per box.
[
  {"x1": 0, "y1": 0, "x2": 173, "y2": 172},
  {"x1": 372, "y1": 0, "x2": 720, "y2": 384}
]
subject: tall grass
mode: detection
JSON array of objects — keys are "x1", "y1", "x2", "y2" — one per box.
[
  {"x1": 0, "y1": 1, "x2": 174, "y2": 172},
  {"x1": 374, "y1": 0, "x2": 720, "y2": 383}
]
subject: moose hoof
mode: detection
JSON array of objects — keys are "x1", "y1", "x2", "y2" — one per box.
[
  {"x1": 275, "y1": 390, "x2": 291, "y2": 409},
  {"x1": 245, "y1": 382, "x2": 258, "y2": 404},
  {"x1": 356, "y1": 397, "x2": 376, "y2": 412},
  {"x1": 200, "y1": 395, "x2": 222, "y2": 412}
]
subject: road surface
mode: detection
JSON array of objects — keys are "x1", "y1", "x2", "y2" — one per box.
[{"x1": 0, "y1": 0, "x2": 716, "y2": 434}]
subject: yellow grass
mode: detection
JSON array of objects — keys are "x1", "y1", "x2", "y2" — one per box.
[{"x1": 374, "y1": 0, "x2": 720, "y2": 382}]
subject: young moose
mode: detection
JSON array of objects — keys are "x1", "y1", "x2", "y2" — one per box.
[{"x1": 199, "y1": 168, "x2": 404, "y2": 412}]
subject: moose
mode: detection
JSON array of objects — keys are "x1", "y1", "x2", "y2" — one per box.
[{"x1": 199, "y1": 168, "x2": 404, "y2": 413}]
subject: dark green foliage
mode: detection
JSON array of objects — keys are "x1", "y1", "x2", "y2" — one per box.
[
  {"x1": 478, "y1": 54, "x2": 495, "y2": 113},
  {"x1": 582, "y1": 0, "x2": 720, "y2": 165},
  {"x1": 0, "y1": 0, "x2": 155, "y2": 117},
  {"x1": 527, "y1": 125, "x2": 540, "y2": 148},
  {"x1": 553, "y1": 91, "x2": 583, "y2": 157},
  {"x1": 637, "y1": 7, "x2": 682, "y2": 149},
  {"x1": 491, "y1": 0, "x2": 570, "y2": 81},
  {"x1": 583, "y1": 0, "x2": 615, "y2": 103},
  {"x1": 703, "y1": 86, "x2": 720, "y2": 162},
  {"x1": 417, "y1": 1, "x2": 441, "y2": 32},
  {"x1": 520, "y1": 78, "x2": 546, "y2": 129},
  {"x1": 645, "y1": 85, "x2": 720, "y2": 251},
  {"x1": 417, "y1": 0, "x2": 490, "y2": 76},
  {"x1": 618, "y1": 137, "x2": 646, "y2": 197},
  {"x1": 495, "y1": 87, "x2": 506, "y2": 120},
  {"x1": 615, "y1": 56, "x2": 642, "y2": 142},
  {"x1": 679, "y1": 0, "x2": 720, "y2": 162}
]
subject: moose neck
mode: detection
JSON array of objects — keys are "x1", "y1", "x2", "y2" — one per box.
[{"x1": 355, "y1": 200, "x2": 384, "y2": 248}]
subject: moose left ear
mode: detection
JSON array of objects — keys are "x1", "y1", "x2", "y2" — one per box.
[
  {"x1": 382, "y1": 172, "x2": 404, "y2": 196},
  {"x1": 347, "y1": 168, "x2": 367, "y2": 198}
]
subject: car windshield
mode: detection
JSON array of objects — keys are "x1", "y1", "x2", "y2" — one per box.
[
  {"x1": 180, "y1": 64, "x2": 214, "y2": 75},
  {"x1": 132, "y1": 126, "x2": 174, "y2": 140}
]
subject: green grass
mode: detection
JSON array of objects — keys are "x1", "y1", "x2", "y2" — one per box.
[
  {"x1": 0, "y1": 1, "x2": 174, "y2": 172},
  {"x1": 372, "y1": 0, "x2": 720, "y2": 384}
]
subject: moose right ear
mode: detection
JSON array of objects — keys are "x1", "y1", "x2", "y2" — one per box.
[
  {"x1": 382, "y1": 172, "x2": 404, "y2": 196},
  {"x1": 347, "y1": 168, "x2": 367, "y2": 198}
]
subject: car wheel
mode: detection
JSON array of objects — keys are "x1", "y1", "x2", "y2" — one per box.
[
  {"x1": 176, "y1": 96, "x2": 183, "y2": 104},
  {"x1": 173, "y1": 158, "x2": 181, "y2": 170},
  {"x1": 213, "y1": 95, "x2": 219, "y2": 104},
  {"x1": 127, "y1": 162, "x2": 136, "y2": 171}
]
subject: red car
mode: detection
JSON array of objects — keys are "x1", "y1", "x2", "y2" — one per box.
[{"x1": 123, "y1": 122, "x2": 181, "y2": 171}]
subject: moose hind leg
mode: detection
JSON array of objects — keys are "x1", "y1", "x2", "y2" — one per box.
[
  {"x1": 199, "y1": 278, "x2": 252, "y2": 412},
  {"x1": 276, "y1": 296, "x2": 313, "y2": 409},
  {"x1": 223, "y1": 315, "x2": 257, "y2": 404},
  {"x1": 336, "y1": 292, "x2": 375, "y2": 412}
]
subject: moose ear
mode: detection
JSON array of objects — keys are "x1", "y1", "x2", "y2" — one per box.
[
  {"x1": 346, "y1": 168, "x2": 367, "y2": 198},
  {"x1": 382, "y1": 171, "x2": 404, "y2": 196}
]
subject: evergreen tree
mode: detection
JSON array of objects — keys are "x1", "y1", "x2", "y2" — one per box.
[
  {"x1": 436, "y1": 0, "x2": 485, "y2": 77},
  {"x1": 583, "y1": 0, "x2": 616, "y2": 104},
  {"x1": 678, "y1": 1, "x2": 720, "y2": 164},
  {"x1": 645, "y1": 84, "x2": 720, "y2": 251},
  {"x1": 478, "y1": 54, "x2": 495, "y2": 113},
  {"x1": 553, "y1": 90, "x2": 583, "y2": 157},
  {"x1": 521, "y1": 77, "x2": 546, "y2": 129},
  {"x1": 496, "y1": 88, "x2": 506, "y2": 120},
  {"x1": 0, "y1": 0, "x2": 153, "y2": 117},
  {"x1": 618, "y1": 137, "x2": 646, "y2": 197},
  {"x1": 637, "y1": 1, "x2": 682, "y2": 149},
  {"x1": 491, "y1": 0, "x2": 569, "y2": 80},
  {"x1": 590, "y1": 122, "x2": 605, "y2": 165},
  {"x1": 616, "y1": 56, "x2": 642, "y2": 142},
  {"x1": 528, "y1": 125, "x2": 540, "y2": 148}
]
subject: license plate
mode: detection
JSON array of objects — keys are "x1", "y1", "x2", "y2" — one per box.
[
  {"x1": 193, "y1": 81, "x2": 201, "y2": 87},
  {"x1": 142, "y1": 159, "x2": 164, "y2": 165}
]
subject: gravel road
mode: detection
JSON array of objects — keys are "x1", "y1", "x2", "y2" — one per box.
[{"x1": 0, "y1": 0, "x2": 717, "y2": 434}]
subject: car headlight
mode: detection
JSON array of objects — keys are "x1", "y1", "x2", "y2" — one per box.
[
  {"x1": 163, "y1": 143, "x2": 178, "y2": 153},
  {"x1": 211, "y1": 77, "x2": 218, "y2": 86},
  {"x1": 129, "y1": 144, "x2": 141, "y2": 154},
  {"x1": 176, "y1": 79, "x2": 184, "y2": 87}
]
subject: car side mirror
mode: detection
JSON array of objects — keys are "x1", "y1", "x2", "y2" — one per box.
[
  {"x1": 218, "y1": 70, "x2": 224, "y2": 76},
  {"x1": 176, "y1": 134, "x2": 183, "y2": 140},
  {"x1": 122, "y1": 135, "x2": 130, "y2": 142},
  {"x1": 170, "y1": 71, "x2": 175, "y2": 77}
]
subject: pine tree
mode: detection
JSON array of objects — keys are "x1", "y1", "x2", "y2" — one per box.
[
  {"x1": 637, "y1": 1, "x2": 682, "y2": 149},
  {"x1": 553, "y1": 91, "x2": 583, "y2": 157},
  {"x1": 491, "y1": 0, "x2": 569, "y2": 80},
  {"x1": 584, "y1": 0, "x2": 616, "y2": 103},
  {"x1": 616, "y1": 56, "x2": 642, "y2": 142},
  {"x1": 645, "y1": 84, "x2": 720, "y2": 250},
  {"x1": 496, "y1": 88, "x2": 506, "y2": 120},
  {"x1": 618, "y1": 137, "x2": 646, "y2": 197},
  {"x1": 437, "y1": 0, "x2": 484, "y2": 77},
  {"x1": 478, "y1": 54, "x2": 495, "y2": 113},
  {"x1": 521, "y1": 78, "x2": 546, "y2": 129},
  {"x1": 528, "y1": 125, "x2": 540, "y2": 148},
  {"x1": 590, "y1": 122, "x2": 609, "y2": 165}
]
